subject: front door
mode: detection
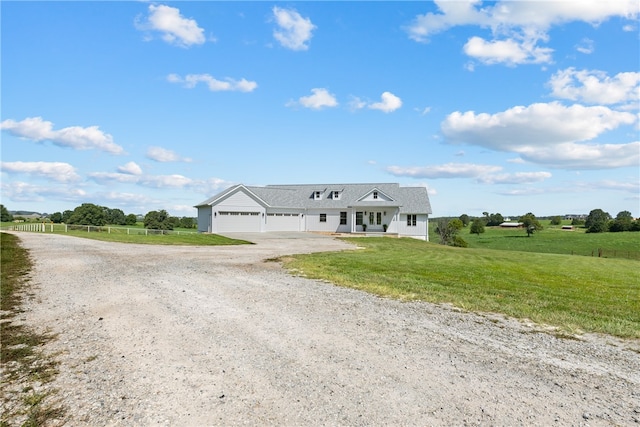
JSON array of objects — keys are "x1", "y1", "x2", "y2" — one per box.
[{"x1": 368, "y1": 211, "x2": 383, "y2": 230}]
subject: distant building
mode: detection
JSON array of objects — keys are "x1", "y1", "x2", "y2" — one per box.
[{"x1": 500, "y1": 222, "x2": 524, "y2": 228}]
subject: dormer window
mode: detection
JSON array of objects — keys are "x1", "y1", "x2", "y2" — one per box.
[
  {"x1": 373, "y1": 191, "x2": 378, "y2": 199},
  {"x1": 314, "y1": 191, "x2": 322, "y2": 200},
  {"x1": 332, "y1": 191, "x2": 340, "y2": 200}
]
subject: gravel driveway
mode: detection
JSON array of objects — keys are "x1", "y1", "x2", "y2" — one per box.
[{"x1": 9, "y1": 232, "x2": 640, "y2": 426}]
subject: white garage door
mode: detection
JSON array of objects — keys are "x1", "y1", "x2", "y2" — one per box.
[
  {"x1": 265, "y1": 213, "x2": 300, "y2": 231},
  {"x1": 217, "y1": 212, "x2": 261, "y2": 232}
]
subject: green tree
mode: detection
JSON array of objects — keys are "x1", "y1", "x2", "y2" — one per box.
[
  {"x1": 50, "y1": 212, "x2": 63, "y2": 223},
  {"x1": 459, "y1": 214, "x2": 470, "y2": 227},
  {"x1": 1, "y1": 204, "x2": 13, "y2": 222},
  {"x1": 483, "y1": 213, "x2": 504, "y2": 226},
  {"x1": 519, "y1": 212, "x2": 543, "y2": 237},
  {"x1": 68, "y1": 203, "x2": 107, "y2": 226},
  {"x1": 104, "y1": 208, "x2": 126, "y2": 225},
  {"x1": 435, "y1": 218, "x2": 466, "y2": 246},
  {"x1": 470, "y1": 219, "x2": 485, "y2": 236},
  {"x1": 550, "y1": 216, "x2": 562, "y2": 226},
  {"x1": 571, "y1": 217, "x2": 585, "y2": 227},
  {"x1": 125, "y1": 214, "x2": 138, "y2": 226},
  {"x1": 62, "y1": 210, "x2": 73, "y2": 223},
  {"x1": 609, "y1": 210, "x2": 633, "y2": 232},
  {"x1": 585, "y1": 209, "x2": 611, "y2": 233},
  {"x1": 144, "y1": 210, "x2": 173, "y2": 230},
  {"x1": 179, "y1": 217, "x2": 195, "y2": 229}
]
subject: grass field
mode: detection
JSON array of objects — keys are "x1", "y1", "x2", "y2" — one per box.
[
  {"x1": 1, "y1": 223, "x2": 251, "y2": 246},
  {"x1": 283, "y1": 237, "x2": 640, "y2": 339},
  {"x1": 449, "y1": 221, "x2": 640, "y2": 259},
  {"x1": 52, "y1": 230, "x2": 252, "y2": 246}
]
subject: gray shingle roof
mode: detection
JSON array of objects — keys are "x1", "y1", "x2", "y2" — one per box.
[{"x1": 196, "y1": 183, "x2": 432, "y2": 214}]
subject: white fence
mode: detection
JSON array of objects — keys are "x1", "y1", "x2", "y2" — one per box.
[{"x1": 3, "y1": 223, "x2": 197, "y2": 235}]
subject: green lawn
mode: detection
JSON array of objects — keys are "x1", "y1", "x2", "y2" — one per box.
[
  {"x1": 1, "y1": 223, "x2": 251, "y2": 246},
  {"x1": 56, "y1": 229, "x2": 252, "y2": 245},
  {"x1": 283, "y1": 237, "x2": 640, "y2": 339},
  {"x1": 458, "y1": 223, "x2": 640, "y2": 259}
]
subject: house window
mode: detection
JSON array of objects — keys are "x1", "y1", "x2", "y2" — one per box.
[
  {"x1": 314, "y1": 191, "x2": 322, "y2": 200},
  {"x1": 320, "y1": 213, "x2": 327, "y2": 222},
  {"x1": 356, "y1": 212, "x2": 363, "y2": 225},
  {"x1": 369, "y1": 212, "x2": 375, "y2": 225},
  {"x1": 332, "y1": 191, "x2": 340, "y2": 199},
  {"x1": 373, "y1": 191, "x2": 378, "y2": 199},
  {"x1": 340, "y1": 212, "x2": 347, "y2": 225},
  {"x1": 376, "y1": 212, "x2": 382, "y2": 225},
  {"x1": 407, "y1": 214, "x2": 417, "y2": 226}
]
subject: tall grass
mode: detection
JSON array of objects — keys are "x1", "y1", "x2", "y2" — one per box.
[{"x1": 284, "y1": 238, "x2": 640, "y2": 339}]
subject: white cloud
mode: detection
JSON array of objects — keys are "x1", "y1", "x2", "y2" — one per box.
[
  {"x1": 289, "y1": 88, "x2": 338, "y2": 110},
  {"x1": 369, "y1": 92, "x2": 403, "y2": 113},
  {"x1": 518, "y1": 141, "x2": 640, "y2": 169},
  {"x1": 349, "y1": 92, "x2": 403, "y2": 113},
  {"x1": 146, "y1": 146, "x2": 192, "y2": 163},
  {"x1": 477, "y1": 171, "x2": 552, "y2": 184},
  {"x1": 89, "y1": 168, "x2": 233, "y2": 194},
  {"x1": 443, "y1": 102, "x2": 635, "y2": 147},
  {"x1": 167, "y1": 73, "x2": 258, "y2": 93},
  {"x1": 88, "y1": 172, "x2": 140, "y2": 185},
  {"x1": 441, "y1": 102, "x2": 637, "y2": 169},
  {"x1": 575, "y1": 179, "x2": 640, "y2": 193},
  {"x1": 406, "y1": 0, "x2": 638, "y2": 65},
  {"x1": 137, "y1": 4, "x2": 205, "y2": 48},
  {"x1": 1, "y1": 181, "x2": 87, "y2": 203},
  {"x1": 139, "y1": 174, "x2": 194, "y2": 189},
  {"x1": 1, "y1": 117, "x2": 123, "y2": 154},
  {"x1": 386, "y1": 163, "x2": 502, "y2": 179},
  {"x1": 1, "y1": 161, "x2": 81, "y2": 182},
  {"x1": 576, "y1": 38, "x2": 595, "y2": 54},
  {"x1": 272, "y1": 7, "x2": 316, "y2": 51},
  {"x1": 463, "y1": 35, "x2": 552, "y2": 65},
  {"x1": 117, "y1": 161, "x2": 143, "y2": 176},
  {"x1": 348, "y1": 96, "x2": 367, "y2": 112},
  {"x1": 548, "y1": 68, "x2": 640, "y2": 105}
]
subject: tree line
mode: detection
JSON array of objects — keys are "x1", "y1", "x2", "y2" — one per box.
[
  {"x1": 436, "y1": 209, "x2": 639, "y2": 247},
  {"x1": 1, "y1": 203, "x2": 196, "y2": 230}
]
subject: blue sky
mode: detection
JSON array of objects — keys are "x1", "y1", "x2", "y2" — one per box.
[{"x1": 2, "y1": 1, "x2": 639, "y2": 218}]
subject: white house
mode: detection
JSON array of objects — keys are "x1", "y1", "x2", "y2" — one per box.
[{"x1": 195, "y1": 183, "x2": 433, "y2": 240}]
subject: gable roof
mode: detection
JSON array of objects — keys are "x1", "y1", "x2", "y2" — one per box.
[{"x1": 196, "y1": 183, "x2": 432, "y2": 214}]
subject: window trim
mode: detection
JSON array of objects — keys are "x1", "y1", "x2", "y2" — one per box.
[
  {"x1": 340, "y1": 211, "x2": 347, "y2": 225},
  {"x1": 319, "y1": 213, "x2": 327, "y2": 223},
  {"x1": 407, "y1": 214, "x2": 417, "y2": 226}
]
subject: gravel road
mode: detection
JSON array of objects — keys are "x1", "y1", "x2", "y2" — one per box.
[{"x1": 8, "y1": 231, "x2": 640, "y2": 426}]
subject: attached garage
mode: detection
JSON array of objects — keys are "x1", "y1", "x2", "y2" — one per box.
[
  {"x1": 265, "y1": 213, "x2": 301, "y2": 232},
  {"x1": 216, "y1": 211, "x2": 261, "y2": 233}
]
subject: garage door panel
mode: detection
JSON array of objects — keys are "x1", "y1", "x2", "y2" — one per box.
[
  {"x1": 217, "y1": 212, "x2": 261, "y2": 232},
  {"x1": 266, "y1": 213, "x2": 300, "y2": 232}
]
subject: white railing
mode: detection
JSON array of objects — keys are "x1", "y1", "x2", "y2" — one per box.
[{"x1": 2, "y1": 223, "x2": 197, "y2": 235}]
